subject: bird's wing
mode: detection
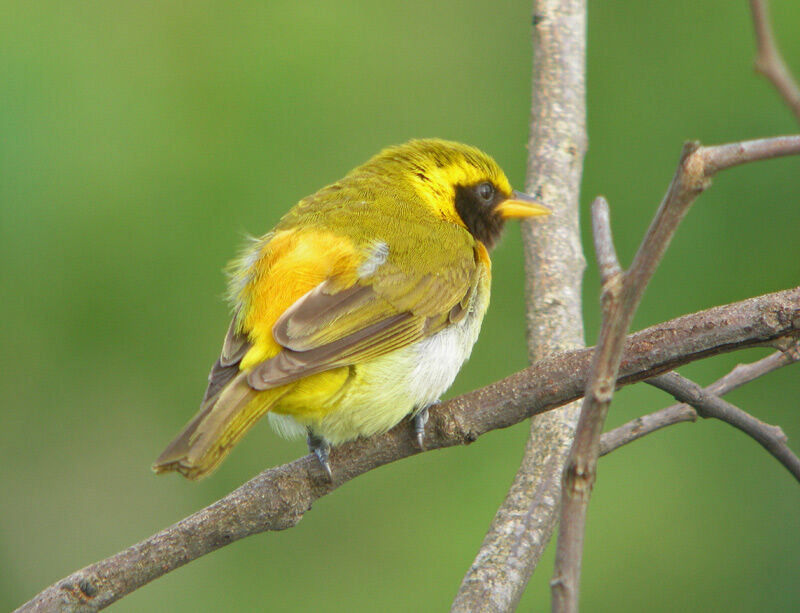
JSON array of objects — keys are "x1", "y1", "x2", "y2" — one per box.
[
  {"x1": 247, "y1": 240, "x2": 481, "y2": 389},
  {"x1": 200, "y1": 313, "x2": 250, "y2": 403},
  {"x1": 250, "y1": 268, "x2": 478, "y2": 389}
]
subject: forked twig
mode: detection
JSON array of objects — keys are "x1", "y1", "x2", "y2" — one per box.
[
  {"x1": 551, "y1": 135, "x2": 800, "y2": 613},
  {"x1": 600, "y1": 347, "x2": 800, "y2": 455},
  {"x1": 648, "y1": 371, "x2": 800, "y2": 482}
]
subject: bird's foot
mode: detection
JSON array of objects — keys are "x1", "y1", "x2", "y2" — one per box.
[
  {"x1": 413, "y1": 406, "x2": 430, "y2": 450},
  {"x1": 306, "y1": 431, "x2": 332, "y2": 480}
]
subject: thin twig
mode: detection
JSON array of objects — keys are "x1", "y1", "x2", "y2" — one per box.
[
  {"x1": 551, "y1": 135, "x2": 800, "y2": 613},
  {"x1": 600, "y1": 347, "x2": 800, "y2": 455},
  {"x1": 551, "y1": 194, "x2": 626, "y2": 613},
  {"x1": 704, "y1": 136, "x2": 800, "y2": 175},
  {"x1": 708, "y1": 343, "x2": 800, "y2": 395},
  {"x1": 591, "y1": 197, "x2": 621, "y2": 281},
  {"x1": 16, "y1": 289, "x2": 800, "y2": 612},
  {"x1": 648, "y1": 371, "x2": 800, "y2": 482},
  {"x1": 749, "y1": 0, "x2": 800, "y2": 122},
  {"x1": 452, "y1": 0, "x2": 588, "y2": 609},
  {"x1": 599, "y1": 404, "x2": 697, "y2": 455}
]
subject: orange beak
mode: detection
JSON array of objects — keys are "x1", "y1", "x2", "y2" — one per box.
[{"x1": 496, "y1": 190, "x2": 551, "y2": 219}]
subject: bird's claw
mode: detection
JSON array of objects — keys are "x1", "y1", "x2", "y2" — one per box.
[
  {"x1": 307, "y1": 431, "x2": 332, "y2": 480},
  {"x1": 413, "y1": 406, "x2": 430, "y2": 450}
]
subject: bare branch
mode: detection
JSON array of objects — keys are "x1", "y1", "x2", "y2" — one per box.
[
  {"x1": 708, "y1": 344, "x2": 800, "y2": 395},
  {"x1": 552, "y1": 193, "x2": 627, "y2": 613},
  {"x1": 600, "y1": 347, "x2": 800, "y2": 455},
  {"x1": 551, "y1": 135, "x2": 800, "y2": 613},
  {"x1": 749, "y1": 0, "x2": 800, "y2": 122},
  {"x1": 16, "y1": 289, "x2": 800, "y2": 612},
  {"x1": 452, "y1": 0, "x2": 588, "y2": 610},
  {"x1": 648, "y1": 372, "x2": 800, "y2": 482},
  {"x1": 599, "y1": 404, "x2": 697, "y2": 455},
  {"x1": 703, "y1": 135, "x2": 800, "y2": 175}
]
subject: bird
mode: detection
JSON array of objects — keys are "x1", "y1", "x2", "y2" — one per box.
[{"x1": 153, "y1": 138, "x2": 550, "y2": 480}]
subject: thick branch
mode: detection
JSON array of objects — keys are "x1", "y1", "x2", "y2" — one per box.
[
  {"x1": 552, "y1": 134, "x2": 800, "y2": 613},
  {"x1": 599, "y1": 347, "x2": 799, "y2": 455},
  {"x1": 452, "y1": 1, "x2": 588, "y2": 610},
  {"x1": 17, "y1": 288, "x2": 800, "y2": 612},
  {"x1": 648, "y1": 372, "x2": 800, "y2": 482},
  {"x1": 749, "y1": 0, "x2": 800, "y2": 122}
]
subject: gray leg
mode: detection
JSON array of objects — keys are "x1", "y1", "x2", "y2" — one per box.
[
  {"x1": 413, "y1": 406, "x2": 430, "y2": 450},
  {"x1": 306, "y1": 430, "x2": 332, "y2": 479}
]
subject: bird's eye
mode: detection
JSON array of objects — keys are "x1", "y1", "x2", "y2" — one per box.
[{"x1": 477, "y1": 182, "x2": 495, "y2": 202}]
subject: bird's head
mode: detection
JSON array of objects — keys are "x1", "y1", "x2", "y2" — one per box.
[{"x1": 364, "y1": 138, "x2": 550, "y2": 248}]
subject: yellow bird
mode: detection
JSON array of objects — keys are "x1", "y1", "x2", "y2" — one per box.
[{"x1": 153, "y1": 139, "x2": 550, "y2": 479}]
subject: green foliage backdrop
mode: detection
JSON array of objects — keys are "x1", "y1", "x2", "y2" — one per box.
[{"x1": 1, "y1": 1, "x2": 798, "y2": 611}]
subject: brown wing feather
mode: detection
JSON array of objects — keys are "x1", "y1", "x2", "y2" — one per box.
[
  {"x1": 249, "y1": 244, "x2": 480, "y2": 390},
  {"x1": 249, "y1": 311, "x2": 420, "y2": 389},
  {"x1": 248, "y1": 268, "x2": 478, "y2": 390},
  {"x1": 201, "y1": 316, "x2": 251, "y2": 403},
  {"x1": 272, "y1": 282, "x2": 384, "y2": 351},
  {"x1": 272, "y1": 264, "x2": 475, "y2": 354}
]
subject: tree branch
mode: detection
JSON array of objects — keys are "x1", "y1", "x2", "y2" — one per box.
[
  {"x1": 15, "y1": 288, "x2": 800, "y2": 612},
  {"x1": 551, "y1": 134, "x2": 800, "y2": 613},
  {"x1": 647, "y1": 372, "x2": 800, "y2": 482},
  {"x1": 599, "y1": 346, "x2": 800, "y2": 455},
  {"x1": 551, "y1": 194, "x2": 625, "y2": 613},
  {"x1": 452, "y1": 1, "x2": 588, "y2": 609},
  {"x1": 599, "y1": 404, "x2": 697, "y2": 455},
  {"x1": 749, "y1": 0, "x2": 800, "y2": 122},
  {"x1": 704, "y1": 136, "x2": 800, "y2": 174}
]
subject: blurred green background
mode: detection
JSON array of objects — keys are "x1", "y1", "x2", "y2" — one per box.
[{"x1": 2, "y1": 1, "x2": 799, "y2": 611}]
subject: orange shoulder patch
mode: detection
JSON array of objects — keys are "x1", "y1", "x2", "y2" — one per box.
[
  {"x1": 239, "y1": 229, "x2": 361, "y2": 369},
  {"x1": 474, "y1": 241, "x2": 491, "y2": 270}
]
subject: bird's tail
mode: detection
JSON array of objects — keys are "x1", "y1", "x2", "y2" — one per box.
[{"x1": 152, "y1": 372, "x2": 289, "y2": 480}]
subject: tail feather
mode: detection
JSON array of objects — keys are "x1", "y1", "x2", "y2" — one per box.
[{"x1": 153, "y1": 372, "x2": 288, "y2": 480}]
